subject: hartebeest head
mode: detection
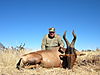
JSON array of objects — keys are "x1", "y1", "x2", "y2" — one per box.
[{"x1": 62, "y1": 30, "x2": 77, "y2": 69}]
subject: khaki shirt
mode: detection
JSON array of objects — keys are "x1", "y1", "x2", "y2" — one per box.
[{"x1": 41, "y1": 34, "x2": 64, "y2": 50}]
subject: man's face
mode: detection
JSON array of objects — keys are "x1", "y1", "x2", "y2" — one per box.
[{"x1": 49, "y1": 32, "x2": 55, "y2": 38}]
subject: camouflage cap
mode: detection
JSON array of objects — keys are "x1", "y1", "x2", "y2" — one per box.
[{"x1": 49, "y1": 27, "x2": 55, "y2": 32}]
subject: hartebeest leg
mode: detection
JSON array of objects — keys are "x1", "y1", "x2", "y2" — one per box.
[
  {"x1": 16, "y1": 53, "x2": 42, "y2": 70},
  {"x1": 24, "y1": 64, "x2": 40, "y2": 69}
]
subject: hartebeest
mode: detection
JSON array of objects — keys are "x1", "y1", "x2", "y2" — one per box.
[{"x1": 16, "y1": 31, "x2": 77, "y2": 70}]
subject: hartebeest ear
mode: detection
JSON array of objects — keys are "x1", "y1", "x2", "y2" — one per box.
[
  {"x1": 63, "y1": 31, "x2": 70, "y2": 47},
  {"x1": 58, "y1": 47, "x2": 66, "y2": 53},
  {"x1": 71, "y1": 30, "x2": 76, "y2": 47}
]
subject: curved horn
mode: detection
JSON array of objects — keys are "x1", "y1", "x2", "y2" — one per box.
[
  {"x1": 63, "y1": 31, "x2": 70, "y2": 47},
  {"x1": 71, "y1": 30, "x2": 76, "y2": 47}
]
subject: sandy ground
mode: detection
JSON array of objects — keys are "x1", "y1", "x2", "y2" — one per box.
[{"x1": 0, "y1": 49, "x2": 100, "y2": 75}]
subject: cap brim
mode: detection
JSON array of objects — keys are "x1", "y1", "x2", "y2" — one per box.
[{"x1": 49, "y1": 31, "x2": 55, "y2": 32}]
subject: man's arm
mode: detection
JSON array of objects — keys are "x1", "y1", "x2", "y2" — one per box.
[
  {"x1": 41, "y1": 35, "x2": 47, "y2": 50},
  {"x1": 57, "y1": 35, "x2": 65, "y2": 47}
]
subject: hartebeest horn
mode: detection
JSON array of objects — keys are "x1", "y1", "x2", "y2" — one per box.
[
  {"x1": 63, "y1": 31, "x2": 70, "y2": 47},
  {"x1": 71, "y1": 30, "x2": 76, "y2": 47}
]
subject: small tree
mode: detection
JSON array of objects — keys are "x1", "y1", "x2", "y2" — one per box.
[
  {"x1": 16, "y1": 43, "x2": 25, "y2": 51},
  {"x1": 96, "y1": 48, "x2": 100, "y2": 51}
]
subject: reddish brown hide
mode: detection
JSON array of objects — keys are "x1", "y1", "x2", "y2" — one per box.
[
  {"x1": 16, "y1": 47, "x2": 65, "y2": 69},
  {"x1": 16, "y1": 31, "x2": 77, "y2": 70}
]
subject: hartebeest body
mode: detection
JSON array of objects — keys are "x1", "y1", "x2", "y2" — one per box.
[{"x1": 16, "y1": 31, "x2": 77, "y2": 70}]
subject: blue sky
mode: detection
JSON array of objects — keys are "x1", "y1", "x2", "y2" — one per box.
[{"x1": 0, "y1": 0, "x2": 100, "y2": 50}]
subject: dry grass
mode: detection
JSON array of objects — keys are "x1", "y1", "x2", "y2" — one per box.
[{"x1": 0, "y1": 49, "x2": 100, "y2": 75}]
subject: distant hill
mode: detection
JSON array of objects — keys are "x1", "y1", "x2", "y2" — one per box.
[{"x1": 0, "y1": 42, "x2": 5, "y2": 50}]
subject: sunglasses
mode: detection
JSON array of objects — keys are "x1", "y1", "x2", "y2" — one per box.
[{"x1": 49, "y1": 32, "x2": 55, "y2": 33}]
